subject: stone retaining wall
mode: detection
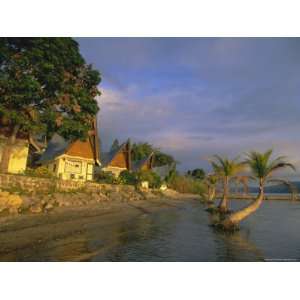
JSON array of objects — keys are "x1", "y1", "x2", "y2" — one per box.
[
  {"x1": 0, "y1": 173, "x2": 55, "y2": 192},
  {"x1": 0, "y1": 173, "x2": 135, "y2": 193}
]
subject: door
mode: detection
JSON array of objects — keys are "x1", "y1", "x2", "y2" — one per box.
[{"x1": 86, "y1": 163, "x2": 94, "y2": 181}]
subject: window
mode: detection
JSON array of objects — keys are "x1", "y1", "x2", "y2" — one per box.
[
  {"x1": 53, "y1": 164, "x2": 56, "y2": 172},
  {"x1": 64, "y1": 160, "x2": 82, "y2": 174},
  {"x1": 70, "y1": 174, "x2": 75, "y2": 179}
]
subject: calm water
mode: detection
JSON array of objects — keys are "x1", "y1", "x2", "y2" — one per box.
[
  {"x1": 88, "y1": 199, "x2": 300, "y2": 262},
  {"x1": 5, "y1": 199, "x2": 300, "y2": 261}
]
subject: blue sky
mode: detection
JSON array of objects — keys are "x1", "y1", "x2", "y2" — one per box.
[{"x1": 77, "y1": 38, "x2": 300, "y2": 178}]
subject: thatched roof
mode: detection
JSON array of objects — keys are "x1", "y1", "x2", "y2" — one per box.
[
  {"x1": 132, "y1": 152, "x2": 154, "y2": 171},
  {"x1": 39, "y1": 119, "x2": 101, "y2": 164},
  {"x1": 100, "y1": 139, "x2": 131, "y2": 168}
]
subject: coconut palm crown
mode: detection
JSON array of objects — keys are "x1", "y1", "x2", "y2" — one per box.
[
  {"x1": 210, "y1": 155, "x2": 245, "y2": 177},
  {"x1": 244, "y1": 150, "x2": 296, "y2": 184}
]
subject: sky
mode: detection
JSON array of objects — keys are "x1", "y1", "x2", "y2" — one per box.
[{"x1": 77, "y1": 38, "x2": 300, "y2": 178}]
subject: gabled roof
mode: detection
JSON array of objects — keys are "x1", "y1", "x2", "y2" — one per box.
[
  {"x1": 39, "y1": 118, "x2": 101, "y2": 164},
  {"x1": 132, "y1": 152, "x2": 154, "y2": 171},
  {"x1": 100, "y1": 140, "x2": 131, "y2": 168},
  {"x1": 38, "y1": 133, "x2": 71, "y2": 163}
]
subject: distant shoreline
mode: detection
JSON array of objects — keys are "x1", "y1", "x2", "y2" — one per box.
[{"x1": 217, "y1": 193, "x2": 298, "y2": 201}]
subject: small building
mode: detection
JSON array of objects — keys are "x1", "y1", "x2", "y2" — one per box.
[
  {"x1": 0, "y1": 136, "x2": 29, "y2": 174},
  {"x1": 132, "y1": 152, "x2": 155, "y2": 172},
  {"x1": 38, "y1": 128, "x2": 100, "y2": 181},
  {"x1": 100, "y1": 140, "x2": 131, "y2": 177}
]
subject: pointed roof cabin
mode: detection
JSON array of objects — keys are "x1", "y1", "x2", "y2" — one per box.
[
  {"x1": 38, "y1": 120, "x2": 100, "y2": 181},
  {"x1": 100, "y1": 139, "x2": 132, "y2": 177},
  {"x1": 132, "y1": 152, "x2": 155, "y2": 172}
]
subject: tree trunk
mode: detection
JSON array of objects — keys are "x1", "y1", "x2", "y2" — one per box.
[
  {"x1": 28, "y1": 133, "x2": 42, "y2": 153},
  {"x1": 222, "y1": 179, "x2": 264, "y2": 229},
  {"x1": 219, "y1": 176, "x2": 229, "y2": 213},
  {"x1": 208, "y1": 186, "x2": 216, "y2": 202},
  {"x1": 0, "y1": 125, "x2": 20, "y2": 173}
]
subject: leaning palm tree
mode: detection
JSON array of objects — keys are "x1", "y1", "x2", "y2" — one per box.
[
  {"x1": 209, "y1": 155, "x2": 246, "y2": 213},
  {"x1": 222, "y1": 150, "x2": 296, "y2": 230}
]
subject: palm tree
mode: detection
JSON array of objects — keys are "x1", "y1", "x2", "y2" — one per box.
[
  {"x1": 202, "y1": 173, "x2": 218, "y2": 203},
  {"x1": 206, "y1": 174, "x2": 218, "y2": 203},
  {"x1": 209, "y1": 155, "x2": 246, "y2": 213},
  {"x1": 222, "y1": 150, "x2": 296, "y2": 229},
  {"x1": 202, "y1": 173, "x2": 221, "y2": 213}
]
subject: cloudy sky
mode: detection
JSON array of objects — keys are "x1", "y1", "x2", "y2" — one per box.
[{"x1": 78, "y1": 38, "x2": 300, "y2": 178}]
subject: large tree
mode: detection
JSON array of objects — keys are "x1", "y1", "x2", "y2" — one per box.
[
  {"x1": 187, "y1": 168, "x2": 206, "y2": 180},
  {"x1": 0, "y1": 38, "x2": 101, "y2": 172},
  {"x1": 110, "y1": 138, "x2": 120, "y2": 152}
]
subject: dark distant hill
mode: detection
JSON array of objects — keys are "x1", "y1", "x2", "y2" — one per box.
[{"x1": 249, "y1": 181, "x2": 300, "y2": 194}]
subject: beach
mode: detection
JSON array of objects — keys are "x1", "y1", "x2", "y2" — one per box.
[{"x1": 0, "y1": 193, "x2": 199, "y2": 261}]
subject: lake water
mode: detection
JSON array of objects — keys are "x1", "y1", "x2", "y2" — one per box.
[
  {"x1": 3, "y1": 199, "x2": 300, "y2": 261},
  {"x1": 89, "y1": 199, "x2": 300, "y2": 262}
]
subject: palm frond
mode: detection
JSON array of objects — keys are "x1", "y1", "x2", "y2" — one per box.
[
  {"x1": 209, "y1": 155, "x2": 245, "y2": 176},
  {"x1": 243, "y1": 149, "x2": 296, "y2": 180},
  {"x1": 266, "y1": 178, "x2": 298, "y2": 200},
  {"x1": 209, "y1": 160, "x2": 223, "y2": 174},
  {"x1": 205, "y1": 173, "x2": 219, "y2": 185},
  {"x1": 264, "y1": 149, "x2": 274, "y2": 162},
  {"x1": 267, "y1": 162, "x2": 296, "y2": 177},
  {"x1": 212, "y1": 155, "x2": 228, "y2": 171}
]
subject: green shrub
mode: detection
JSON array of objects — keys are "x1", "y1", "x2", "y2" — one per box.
[
  {"x1": 137, "y1": 170, "x2": 162, "y2": 188},
  {"x1": 119, "y1": 170, "x2": 162, "y2": 188},
  {"x1": 168, "y1": 174, "x2": 205, "y2": 194},
  {"x1": 25, "y1": 166, "x2": 55, "y2": 178},
  {"x1": 119, "y1": 170, "x2": 138, "y2": 185},
  {"x1": 95, "y1": 170, "x2": 119, "y2": 184}
]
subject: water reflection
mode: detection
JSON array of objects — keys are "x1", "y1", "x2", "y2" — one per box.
[
  {"x1": 213, "y1": 229, "x2": 264, "y2": 261},
  {"x1": 2, "y1": 199, "x2": 300, "y2": 261},
  {"x1": 207, "y1": 211, "x2": 264, "y2": 261},
  {"x1": 99, "y1": 212, "x2": 180, "y2": 261},
  {"x1": 91, "y1": 202, "x2": 266, "y2": 261},
  {"x1": 58, "y1": 201, "x2": 300, "y2": 261}
]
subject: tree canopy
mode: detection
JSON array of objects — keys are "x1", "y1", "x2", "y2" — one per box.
[
  {"x1": 110, "y1": 138, "x2": 120, "y2": 152},
  {"x1": 187, "y1": 168, "x2": 206, "y2": 180},
  {"x1": 131, "y1": 142, "x2": 176, "y2": 167},
  {"x1": 0, "y1": 38, "x2": 101, "y2": 141}
]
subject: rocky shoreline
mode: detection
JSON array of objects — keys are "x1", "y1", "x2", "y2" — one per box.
[{"x1": 0, "y1": 184, "x2": 199, "y2": 217}]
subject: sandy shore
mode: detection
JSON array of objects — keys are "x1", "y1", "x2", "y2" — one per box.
[{"x1": 0, "y1": 194, "x2": 199, "y2": 261}]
